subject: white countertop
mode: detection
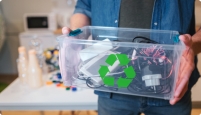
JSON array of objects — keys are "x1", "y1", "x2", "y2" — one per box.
[{"x1": 0, "y1": 78, "x2": 98, "y2": 110}]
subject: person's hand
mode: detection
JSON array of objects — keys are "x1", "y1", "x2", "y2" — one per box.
[
  {"x1": 60, "y1": 27, "x2": 81, "y2": 86},
  {"x1": 62, "y1": 27, "x2": 72, "y2": 35},
  {"x1": 169, "y1": 34, "x2": 195, "y2": 105}
]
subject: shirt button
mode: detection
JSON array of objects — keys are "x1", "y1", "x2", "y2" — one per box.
[
  {"x1": 154, "y1": 22, "x2": 158, "y2": 26},
  {"x1": 115, "y1": 20, "x2": 118, "y2": 23}
]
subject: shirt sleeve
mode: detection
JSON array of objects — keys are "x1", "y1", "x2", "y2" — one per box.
[{"x1": 74, "y1": 0, "x2": 91, "y2": 18}]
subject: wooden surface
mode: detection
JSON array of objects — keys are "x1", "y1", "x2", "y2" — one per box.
[
  {"x1": 54, "y1": 28, "x2": 63, "y2": 35},
  {"x1": 0, "y1": 74, "x2": 17, "y2": 84},
  {"x1": 1, "y1": 109, "x2": 201, "y2": 115},
  {"x1": 1, "y1": 111, "x2": 98, "y2": 115}
]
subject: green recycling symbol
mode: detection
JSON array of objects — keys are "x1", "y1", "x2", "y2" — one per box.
[{"x1": 98, "y1": 54, "x2": 136, "y2": 88}]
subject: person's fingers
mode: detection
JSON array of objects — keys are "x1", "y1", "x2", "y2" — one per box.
[
  {"x1": 174, "y1": 59, "x2": 192, "y2": 98},
  {"x1": 179, "y1": 34, "x2": 193, "y2": 61},
  {"x1": 176, "y1": 56, "x2": 186, "y2": 88},
  {"x1": 174, "y1": 77, "x2": 187, "y2": 98},
  {"x1": 174, "y1": 65, "x2": 192, "y2": 98},
  {"x1": 179, "y1": 53, "x2": 194, "y2": 79},
  {"x1": 175, "y1": 78, "x2": 189, "y2": 97},
  {"x1": 170, "y1": 82, "x2": 188, "y2": 105},
  {"x1": 62, "y1": 27, "x2": 71, "y2": 34},
  {"x1": 170, "y1": 97, "x2": 180, "y2": 105},
  {"x1": 180, "y1": 60, "x2": 194, "y2": 78},
  {"x1": 179, "y1": 34, "x2": 192, "y2": 48},
  {"x1": 179, "y1": 57, "x2": 185, "y2": 75}
]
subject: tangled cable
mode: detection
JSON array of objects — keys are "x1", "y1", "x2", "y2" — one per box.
[{"x1": 74, "y1": 36, "x2": 174, "y2": 95}]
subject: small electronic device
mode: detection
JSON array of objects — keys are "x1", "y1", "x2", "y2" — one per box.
[
  {"x1": 79, "y1": 38, "x2": 113, "y2": 61},
  {"x1": 79, "y1": 51, "x2": 120, "y2": 76},
  {"x1": 23, "y1": 13, "x2": 57, "y2": 31}
]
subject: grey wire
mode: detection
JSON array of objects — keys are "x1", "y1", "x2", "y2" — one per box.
[{"x1": 77, "y1": 70, "x2": 125, "y2": 78}]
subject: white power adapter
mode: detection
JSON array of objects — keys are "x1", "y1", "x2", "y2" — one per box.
[
  {"x1": 142, "y1": 74, "x2": 162, "y2": 86},
  {"x1": 142, "y1": 74, "x2": 162, "y2": 92}
]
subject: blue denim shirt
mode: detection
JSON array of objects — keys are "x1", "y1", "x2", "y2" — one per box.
[{"x1": 74, "y1": 0, "x2": 200, "y2": 105}]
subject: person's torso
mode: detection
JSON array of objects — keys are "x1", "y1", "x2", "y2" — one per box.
[
  {"x1": 88, "y1": 0, "x2": 199, "y2": 105},
  {"x1": 90, "y1": 0, "x2": 195, "y2": 35},
  {"x1": 119, "y1": 0, "x2": 154, "y2": 29}
]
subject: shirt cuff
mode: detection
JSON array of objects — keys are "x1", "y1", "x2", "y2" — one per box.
[{"x1": 74, "y1": 8, "x2": 91, "y2": 19}]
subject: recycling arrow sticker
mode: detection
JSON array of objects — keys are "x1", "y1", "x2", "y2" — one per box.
[{"x1": 98, "y1": 54, "x2": 136, "y2": 88}]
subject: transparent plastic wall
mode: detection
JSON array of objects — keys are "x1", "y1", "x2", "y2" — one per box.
[{"x1": 57, "y1": 26, "x2": 185, "y2": 100}]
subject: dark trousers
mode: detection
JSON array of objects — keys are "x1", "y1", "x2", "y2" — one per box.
[{"x1": 98, "y1": 91, "x2": 191, "y2": 115}]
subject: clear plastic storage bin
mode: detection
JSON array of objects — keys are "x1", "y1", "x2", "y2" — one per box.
[{"x1": 57, "y1": 26, "x2": 185, "y2": 100}]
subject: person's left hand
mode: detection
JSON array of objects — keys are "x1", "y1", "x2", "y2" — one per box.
[{"x1": 169, "y1": 34, "x2": 195, "y2": 105}]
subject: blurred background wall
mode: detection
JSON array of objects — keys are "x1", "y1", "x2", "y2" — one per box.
[{"x1": 0, "y1": 0, "x2": 75, "y2": 74}]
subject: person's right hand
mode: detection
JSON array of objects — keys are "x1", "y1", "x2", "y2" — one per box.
[{"x1": 62, "y1": 27, "x2": 72, "y2": 35}]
